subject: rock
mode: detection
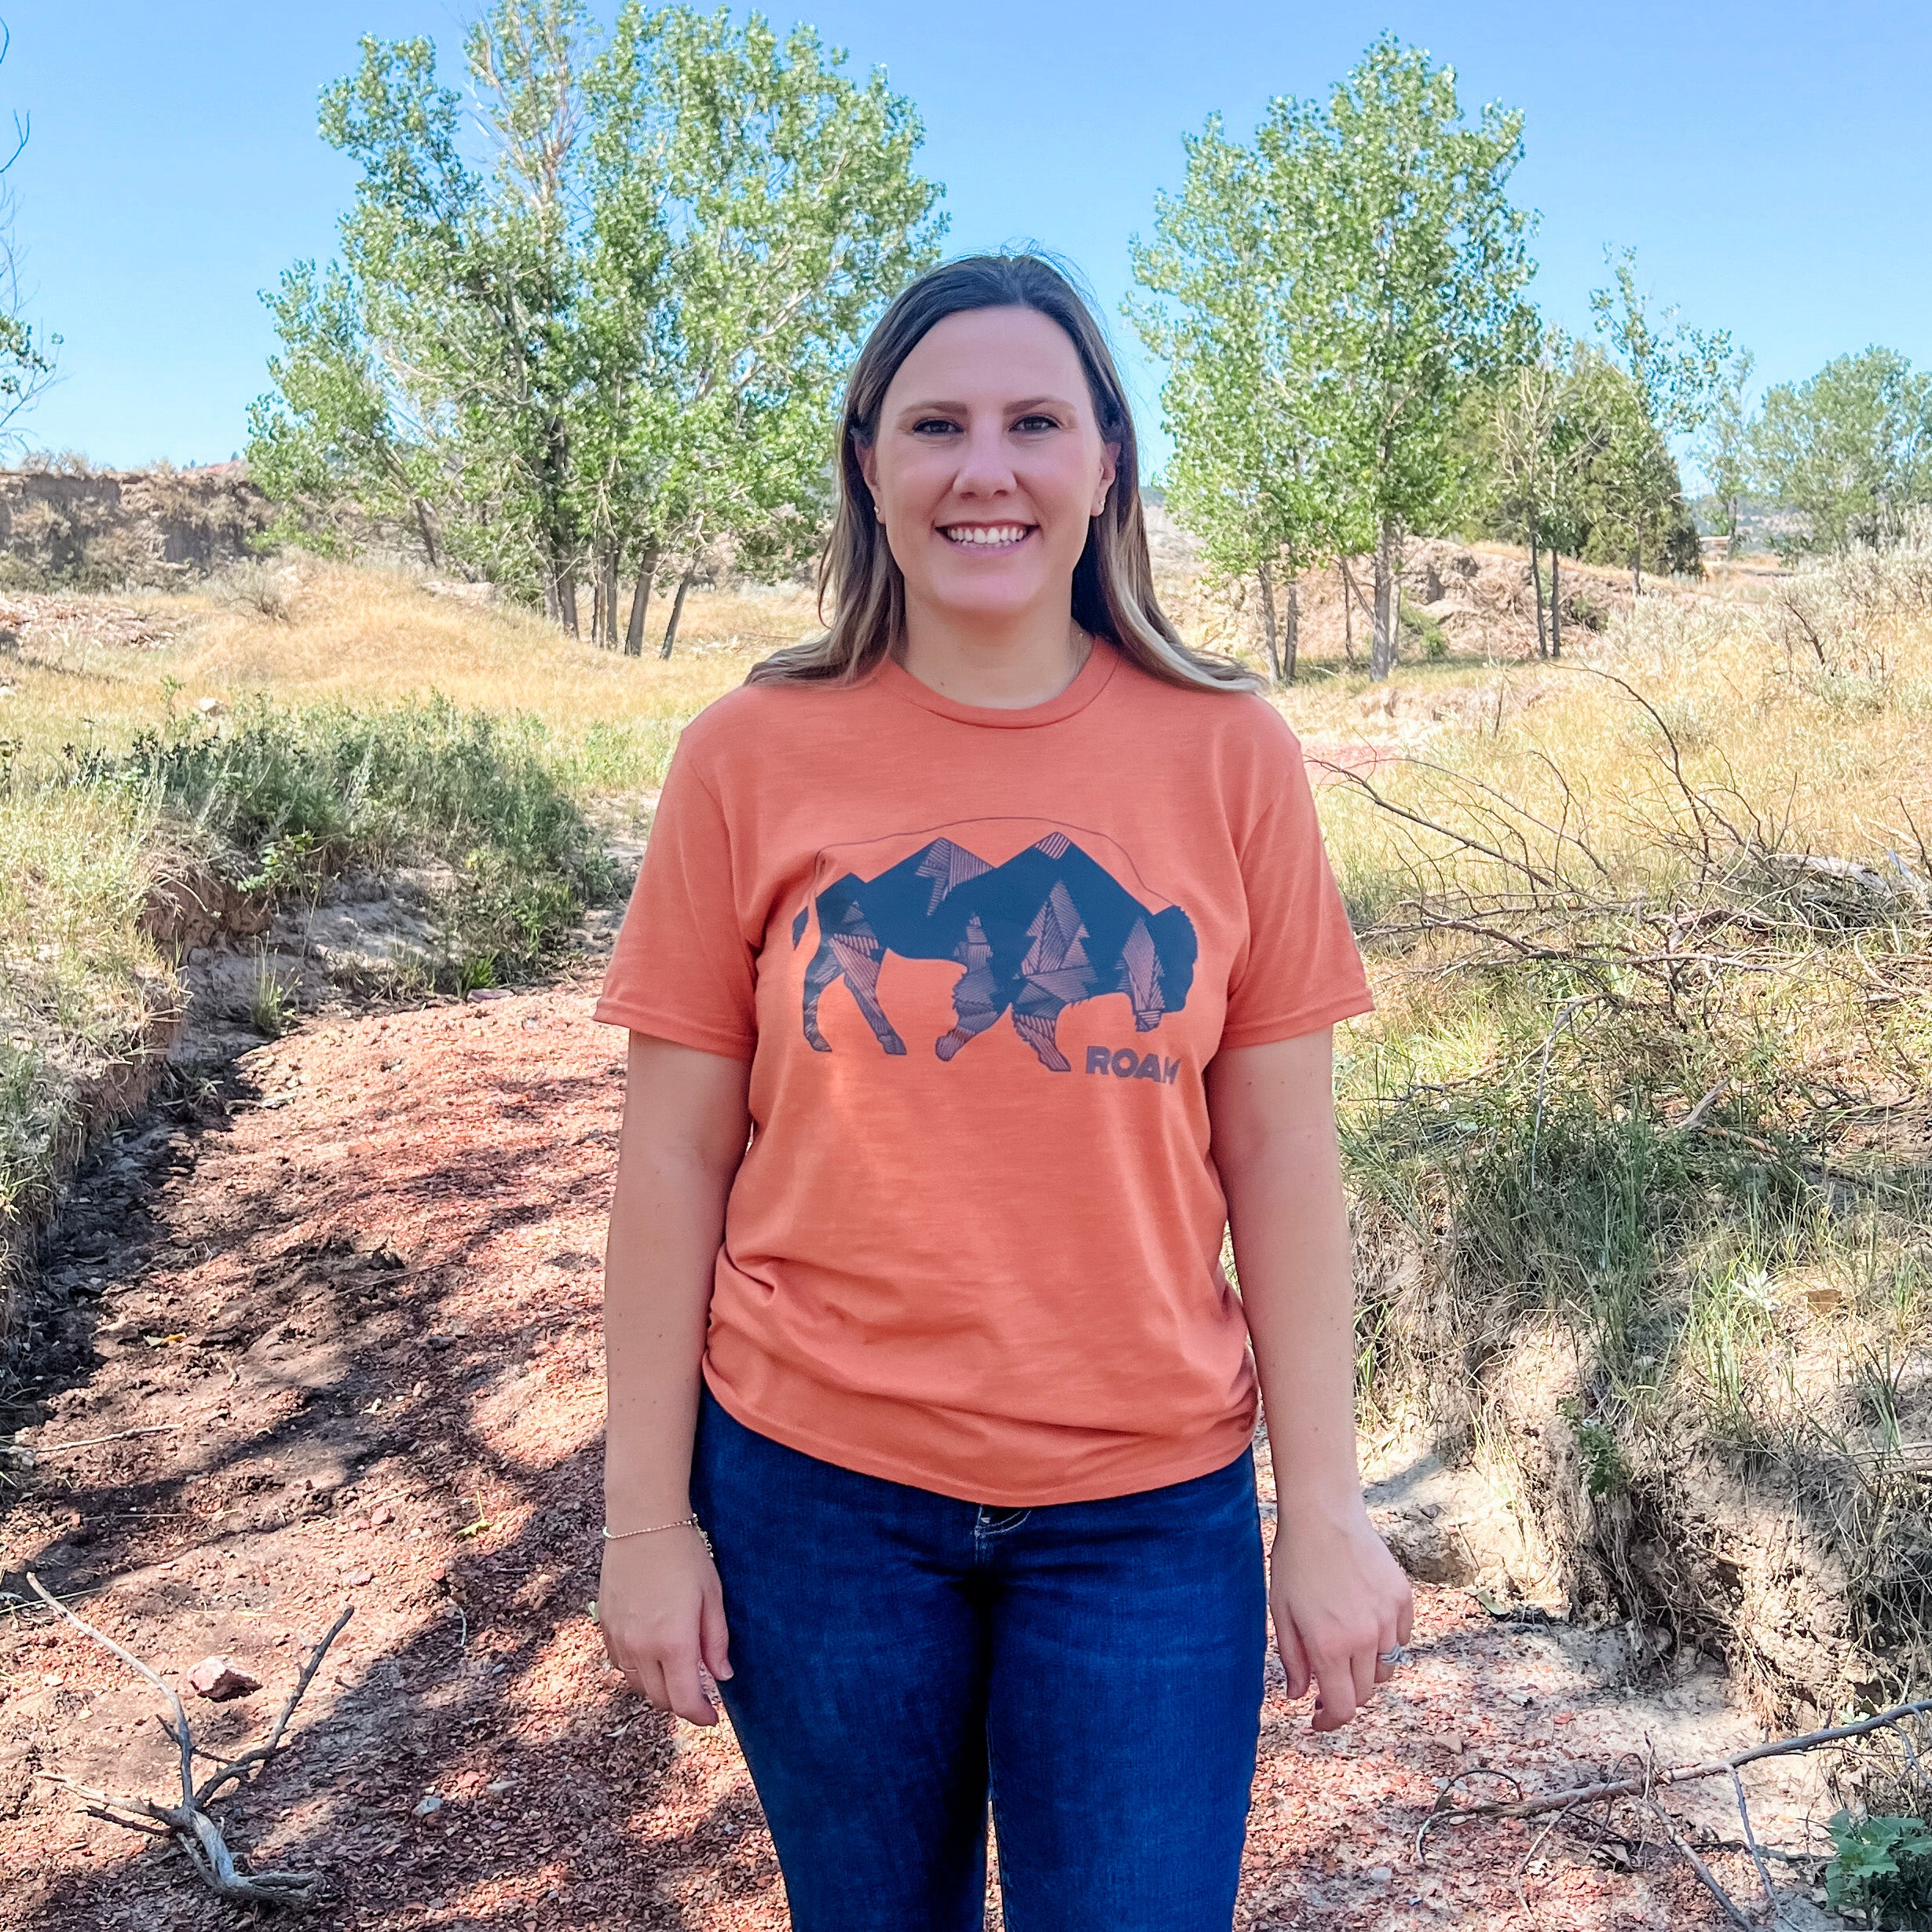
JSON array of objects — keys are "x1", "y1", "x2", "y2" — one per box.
[
  {"x1": 1371, "y1": 1504, "x2": 1475, "y2": 1588},
  {"x1": 346, "y1": 1567, "x2": 375, "y2": 1587},
  {"x1": 186, "y1": 1656, "x2": 262, "y2": 1702},
  {"x1": 413, "y1": 1794, "x2": 444, "y2": 1817}
]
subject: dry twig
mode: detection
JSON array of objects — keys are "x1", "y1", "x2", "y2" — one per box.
[
  {"x1": 27, "y1": 1572, "x2": 352, "y2": 1907},
  {"x1": 1425, "y1": 1695, "x2": 1932, "y2": 1828}
]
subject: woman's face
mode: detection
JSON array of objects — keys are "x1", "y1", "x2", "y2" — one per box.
[{"x1": 861, "y1": 305, "x2": 1118, "y2": 631}]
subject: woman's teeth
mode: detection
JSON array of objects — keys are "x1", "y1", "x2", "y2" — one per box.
[{"x1": 942, "y1": 525, "x2": 1029, "y2": 547}]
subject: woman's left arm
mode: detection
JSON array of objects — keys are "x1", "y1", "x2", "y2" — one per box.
[{"x1": 1206, "y1": 1027, "x2": 1412, "y2": 1733}]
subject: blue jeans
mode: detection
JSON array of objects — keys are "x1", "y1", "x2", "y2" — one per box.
[{"x1": 690, "y1": 1386, "x2": 1268, "y2": 1932}]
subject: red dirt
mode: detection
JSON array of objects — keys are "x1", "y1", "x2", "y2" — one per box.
[{"x1": 0, "y1": 983, "x2": 1797, "y2": 1928}]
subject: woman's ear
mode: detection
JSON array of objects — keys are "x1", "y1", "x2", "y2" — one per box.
[
  {"x1": 1093, "y1": 441, "x2": 1121, "y2": 517},
  {"x1": 857, "y1": 436, "x2": 883, "y2": 521}
]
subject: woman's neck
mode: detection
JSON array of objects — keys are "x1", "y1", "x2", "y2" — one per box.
[{"x1": 898, "y1": 595, "x2": 1091, "y2": 710}]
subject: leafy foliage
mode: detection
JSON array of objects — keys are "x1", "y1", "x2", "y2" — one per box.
[
  {"x1": 248, "y1": 2, "x2": 943, "y2": 641},
  {"x1": 1827, "y1": 1811, "x2": 1932, "y2": 1929},
  {"x1": 1133, "y1": 35, "x2": 1536, "y2": 681},
  {"x1": 1751, "y1": 348, "x2": 1932, "y2": 554},
  {"x1": 79, "y1": 696, "x2": 613, "y2": 981}
]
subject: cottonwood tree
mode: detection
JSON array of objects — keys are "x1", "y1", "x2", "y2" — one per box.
[
  {"x1": 584, "y1": 4, "x2": 942, "y2": 654},
  {"x1": 1130, "y1": 108, "x2": 1343, "y2": 683},
  {"x1": 1312, "y1": 38, "x2": 1537, "y2": 680},
  {"x1": 246, "y1": 263, "x2": 447, "y2": 565},
  {"x1": 1587, "y1": 250, "x2": 1731, "y2": 589},
  {"x1": 1134, "y1": 38, "x2": 1533, "y2": 683},
  {"x1": 1480, "y1": 337, "x2": 1614, "y2": 658},
  {"x1": 249, "y1": 2, "x2": 941, "y2": 640},
  {"x1": 1750, "y1": 346, "x2": 1932, "y2": 553},
  {"x1": 1695, "y1": 346, "x2": 1756, "y2": 557}
]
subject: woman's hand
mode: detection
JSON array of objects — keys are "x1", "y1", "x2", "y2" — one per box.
[
  {"x1": 598, "y1": 1527, "x2": 734, "y2": 1726},
  {"x1": 1268, "y1": 1496, "x2": 1413, "y2": 1733}
]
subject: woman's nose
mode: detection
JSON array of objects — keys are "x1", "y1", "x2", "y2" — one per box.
[{"x1": 950, "y1": 421, "x2": 1016, "y2": 496}]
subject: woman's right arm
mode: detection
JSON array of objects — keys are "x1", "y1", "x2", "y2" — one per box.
[{"x1": 598, "y1": 1031, "x2": 752, "y2": 1726}]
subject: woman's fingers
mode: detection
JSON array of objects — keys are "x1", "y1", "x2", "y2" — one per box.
[
  {"x1": 660, "y1": 1648, "x2": 721, "y2": 1726},
  {"x1": 700, "y1": 1586, "x2": 734, "y2": 1683},
  {"x1": 1275, "y1": 1605, "x2": 1312, "y2": 1701},
  {"x1": 1308, "y1": 1641, "x2": 1359, "y2": 1733}
]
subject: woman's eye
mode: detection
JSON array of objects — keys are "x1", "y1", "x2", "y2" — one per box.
[
  {"x1": 911, "y1": 418, "x2": 960, "y2": 436},
  {"x1": 1012, "y1": 415, "x2": 1061, "y2": 434}
]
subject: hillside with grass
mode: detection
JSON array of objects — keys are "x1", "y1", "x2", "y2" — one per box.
[{"x1": 3, "y1": 533, "x2": 1930, "y2": 1748}]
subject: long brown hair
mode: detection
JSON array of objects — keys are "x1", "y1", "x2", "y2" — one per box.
[{"x1": 747, "y1": 253, "x2": 1255, "y2": 693}]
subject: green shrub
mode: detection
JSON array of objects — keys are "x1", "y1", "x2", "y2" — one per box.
[
  {"x1": 76, "y1": 693, "x2": 613, "y2": 980},
  {"x1": 1827, "y1": 1812, "x2": 1932, "y2": 1929}
]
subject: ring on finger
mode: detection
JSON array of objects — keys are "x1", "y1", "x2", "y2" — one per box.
[{"x1": 1377, "y1": 1647, "x2": 1407, "y2": 1667}]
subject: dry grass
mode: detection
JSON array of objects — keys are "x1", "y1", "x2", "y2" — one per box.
[
  {"x1": 1, "y1": 558, "x2": 814, "y2": 798},
  {"x1": 1319, "y1": 525, "x2": 1932, "y2": 1719}
]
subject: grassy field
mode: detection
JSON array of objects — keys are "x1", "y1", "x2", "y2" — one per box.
[{"x1": 4, "y1": 540, "x2": 1930, "y2": 1731}]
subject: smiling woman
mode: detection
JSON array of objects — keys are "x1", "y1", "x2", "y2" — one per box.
[
  {"x1": 748, "y1": 253, "x2": 1253, "y2": 701},
  {"x1": 590, "y1": 253, "x2": 1411, "y2": 1932}
]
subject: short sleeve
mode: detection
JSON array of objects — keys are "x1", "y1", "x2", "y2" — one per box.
[
  {"x1": 591, "y1": 741, "x2": 757, "y2": 1058},
  {"x1": 1219, "y1": 729, "x2": 1374, "y2": 1049}
]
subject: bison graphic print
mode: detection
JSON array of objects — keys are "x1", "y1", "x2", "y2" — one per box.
[{"x1": 791, "y1": 822, "x2": 1198, "y2": 1073}]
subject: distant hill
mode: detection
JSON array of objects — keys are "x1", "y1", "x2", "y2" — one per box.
[{"x1": 0, "y1": 459, "x2": 273, "y2": 588}]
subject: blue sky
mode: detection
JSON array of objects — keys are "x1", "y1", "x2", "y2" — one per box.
[{"x1": 6, "y1": 0, "x2": 1926, "y2": 474}]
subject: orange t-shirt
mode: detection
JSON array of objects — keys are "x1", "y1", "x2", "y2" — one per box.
[{"x1": 594, "y1": 642, "x2": 1372, "y2": 1506}]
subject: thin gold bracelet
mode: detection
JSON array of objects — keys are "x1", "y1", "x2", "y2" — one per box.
[{"x1": 601, "y1": 1513, "x2": 712, "y2": 1553}]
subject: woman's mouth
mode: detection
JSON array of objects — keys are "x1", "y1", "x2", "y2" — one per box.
[{"x1": 938, "y1": 522, "x2": 1033, "y2": 552}]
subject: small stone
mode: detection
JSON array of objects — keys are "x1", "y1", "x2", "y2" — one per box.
[
  {"x1": 186, "y1": 1656, "x2": 262, "y2": 1702},
  {"x1": 413, "y1": 1794, "x2": 443, "y2": 1817},
  {"x1": 485, "y1": 1777, "x2": 518, "y2": 1795},
  {"x1": 371, "y1": 1505, "x2": 394, "y2": 1526},
  {"x1": 1368, "y1": 1867, "x2": 1392, "y2": 1885},
  {"x1": 346, "y1": 1567, "x2": 375, "y2": 1586}
]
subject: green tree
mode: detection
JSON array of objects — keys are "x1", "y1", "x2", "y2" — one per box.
[
  {"x1": 1587, "y1": 250, "x2": 1730, "y2": 588},
  {"x1": 1750, "y1": 346, "x2": 1932, "y2": 553},
  {"x1": 1477, "y1": 335, "x2": 1617, "y2": 658},
  {"x1": 1695, "y1": 346, "x2": 1755, "y2": 555},
  {"x1": 248, "y1": 3, "x2": 941, "y2": 641},
  {"x1": 1313, "y1": 38, "x2": 1538, "y2": 679},
  {"x1": 1133, "y1": 38, "x2": 1534, "y2": 683},
  {"x1": 1129, "y1": 106, "x2": 1344, "y2": 683},
  {"x1": 585, "y1": 4, "x2": 942, "y2": 654},
  {"x1": 246, "y1": 262, "x2": 446, "y2": 565}
]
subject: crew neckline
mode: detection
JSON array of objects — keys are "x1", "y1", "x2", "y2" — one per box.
[{"x1": 874, "y1": 637, "x2": 1118, "y2": 728}]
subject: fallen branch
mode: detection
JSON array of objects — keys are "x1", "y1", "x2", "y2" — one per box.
[
  {"x1": 27, "y1": 1572, "x2": 352, "y2": 1907},
  {"x1": 28, "y1": 1423, "x2": 184, "y2": 1455},
  {"x1": 1423, "y1": 1695, "x2": 1932, "y2": 1828}
]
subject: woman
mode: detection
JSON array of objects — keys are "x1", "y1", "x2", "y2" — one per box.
[{"x1": 593, "y1": 253, "x2": 1411, "y2": 1932}]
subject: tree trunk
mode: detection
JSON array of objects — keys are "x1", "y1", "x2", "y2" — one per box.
[
  {"x1": 1631, "y1": 513, "x2": 1644, "y2": 596},
  {"x1": 412, "y1": 497, "x2": 444, "y2": 572},
  {"x1": 1369, "y1": 517, "x2": 1398, "y2": 682},
  {"x1": 1337, "y1": 556, "x2": 1360, "y2": 667},
  {"x1": 658, "y1": 564, "x2": 697, "y2": 660},
  {"x1": 557, "y1": 565, "x2": 580, "y2": 639},
  {"x1": 1529, "y1": 525, "x2": 1548, "y2": 660},
  {"x1": 1256, "y1": 561, "x2": 1282, "y2": 683},
  {"x1": 591, "y1": 573, "x2": 605, "y2": 649},
  {"x1": 1550, "y1": 545, "x2": 1563, "y2": 659},
  {"x1": 623, "y1": 541, "x2": 660, "y2": 658},
  {"x1": 1283, "y1": 576, "x2": 1300, "y2": 685},
  {"x1": 542, "y1": 569, "x2": 561, "y2": 627},
  {"x1": 602, "y1": 553, "x2": 620, "y2": 648}
]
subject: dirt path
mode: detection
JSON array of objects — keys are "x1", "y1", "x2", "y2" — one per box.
[{"x1": 0, "y1": 983, "x2": 1833, "y2": 1930}]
